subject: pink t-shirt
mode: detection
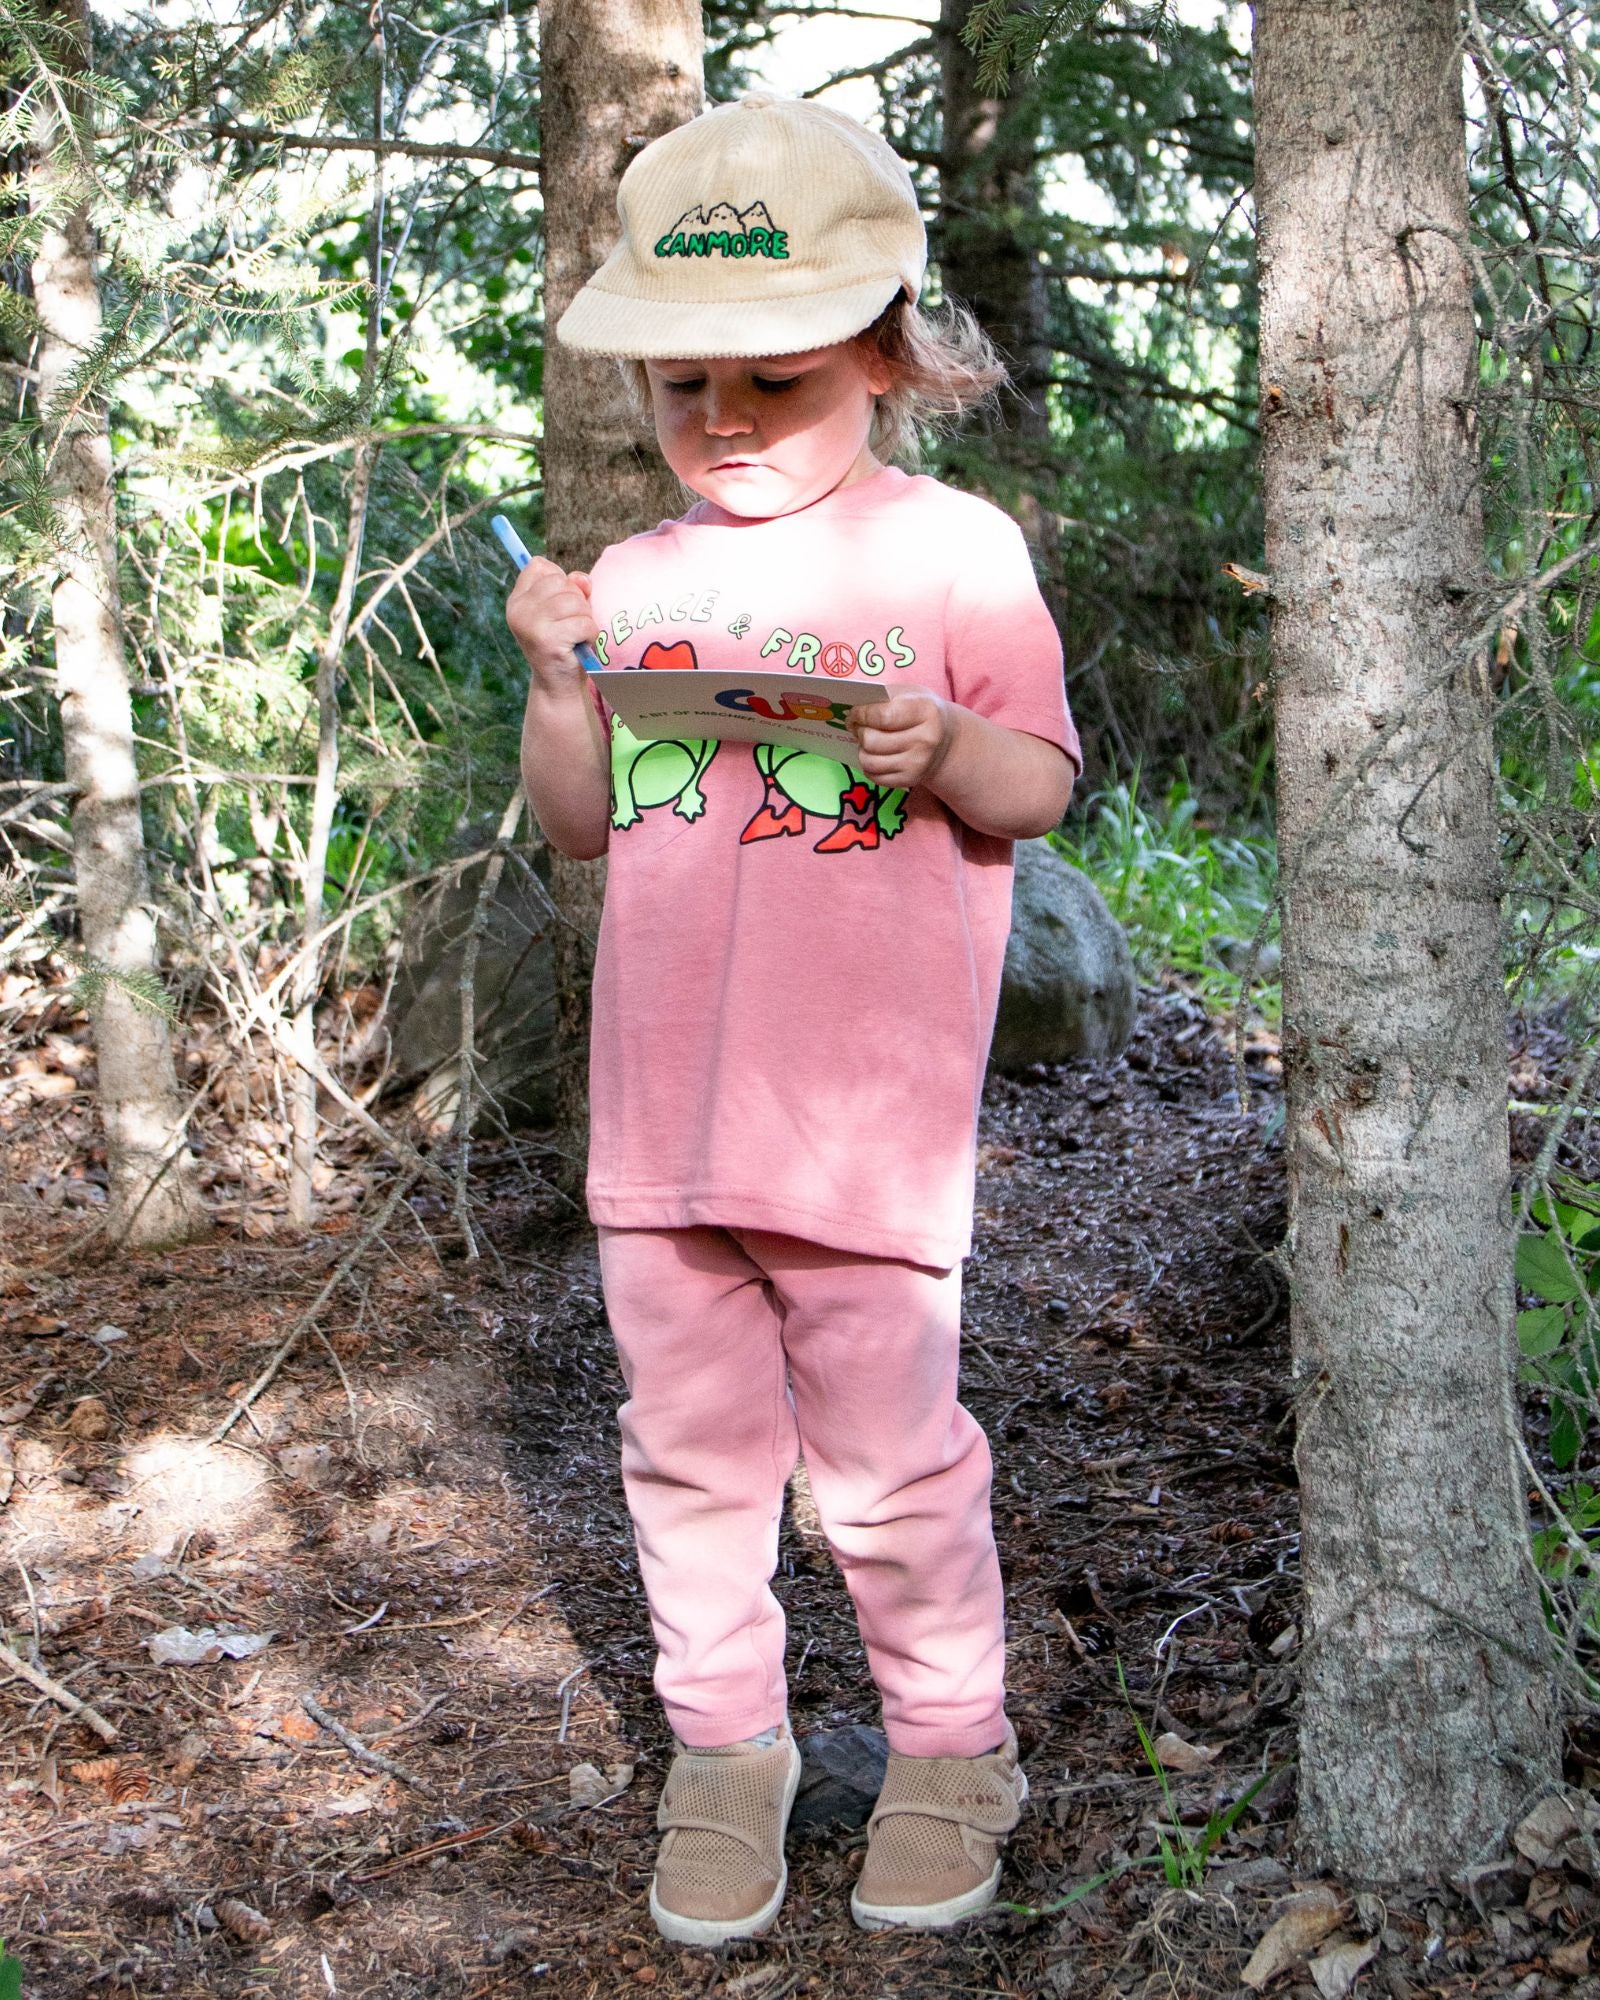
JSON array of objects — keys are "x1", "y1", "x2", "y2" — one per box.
[{"x1": 584, "y1": 463, "x2": 1080, "y2": 1269}]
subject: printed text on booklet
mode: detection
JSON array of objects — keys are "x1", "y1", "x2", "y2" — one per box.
[{"x1": 596, "y1": 669, "x2": 887, "y2": 756}]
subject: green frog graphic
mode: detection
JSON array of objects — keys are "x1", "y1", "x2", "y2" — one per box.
[
  {"x1": 609, "y1": 639, "x2": 719, "y2": 829},
  {"x1": 740, "y1": 744, "x2": 906, "y2": 853}
]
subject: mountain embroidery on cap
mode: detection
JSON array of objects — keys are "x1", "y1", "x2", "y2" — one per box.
[{"x1": 653, "y1": 201, "x2": 789, "y2": 261}]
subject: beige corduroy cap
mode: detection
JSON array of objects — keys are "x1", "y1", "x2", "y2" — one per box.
[{"x1": 555, "y1": 93, "x2": 926, "y2": 359}]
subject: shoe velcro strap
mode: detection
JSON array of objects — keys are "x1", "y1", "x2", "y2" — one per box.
[
  {"x1": 655, "y1": 1810, "x2": 772, "y2": 1863},
  {"x1": 869, "y1": 1793, "x2": 1020, "y2": 1838}
]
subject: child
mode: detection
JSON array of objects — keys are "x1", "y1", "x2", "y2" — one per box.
[{"x1": 508, "y1": 92, "x2": 1081, "y2": 1946}]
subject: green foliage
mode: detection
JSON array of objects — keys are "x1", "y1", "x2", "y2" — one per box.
[
  {"x1": 1052, "y1": 771, "x2": 1278, "y2": 1013},
  {"x1": 1521, "y1": 1183, "x2": 1600, "y2": 1682},
  {"x1": 1114, "y1": 1656, "x2": 1282, "y2": 1889},
  {"x1": 68, "y1": 955, "x2": 176, "y2": 1023},
  {"x1": 1, "y1": 0, "x2": 542, "y2": 991},
  {"x1": 704, "y1": 0, "x2": 1266, "y2": 795},
  {"x1": 961, "y1": 0, "x2": 1123, "y2": 93},
  {"x1": 1517, "y1": 1185, "x2": 1600, "y2": 1474},
  {"x1": 0, "y1": 1937, "x2": 20, "y2": 2000},
  {"x1": 1001, "y1": 1656, "x2": 1286, "y2": 1914}
]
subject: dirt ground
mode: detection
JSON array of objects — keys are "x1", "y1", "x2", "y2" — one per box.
[{"x1": 2, "y1": 978, "x2": 1598, "y2": 2000}]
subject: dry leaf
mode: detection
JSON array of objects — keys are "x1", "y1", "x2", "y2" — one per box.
[
  {"x1": 567, "y1": 1761, "x2": 610, "y2": 1807},
  {"x1": 173, "y1": 1731, "x2": 208, "y2": 1780},
  {"x1": 279, "y1": 1442, "x2": 336, "y2": 1489},
  {"x1": 1526, "y1": 1868, "x2": 1568, "y2": 1921},
  {"x1": 1551, "y1": 1935, "x2": 1591, "y2": 1976},
  {"x1": 0, "y1": 1376, "x2": 51, "y2": 1425},
  {"x1": 1153, "y1": 1731, "x2": 1218, "y2": 1773},
  {"x1": 1241, "y1": 1886, "x2": 1346, "y2": 1990},
  {"x1": 1514, "y1": 1794, "x2": 1596, "y2": 1874},
  {"x1": 1309, "y1": 1935, "x2": 1378, "y2": 1999},
  {"x1": 146, "y1": 1625, "x2": 275, "y2": 1665},
  {"x1": 214, "y1": 1897, "x2": 271, "y2": 1945},
  {"x1": 277, "y1": 1708, "x2": 321, "y2": 1745},
  {"x1": 313, "y1": 1786, "x2": 392, "y2": 1818},
  {"x1": 36, "y1": 1753, "x2": 60, "y2": 1809}
]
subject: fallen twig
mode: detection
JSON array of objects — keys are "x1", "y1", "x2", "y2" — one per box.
[
  {"x1": 349, "y1": 1814, "x2": 525, "y2": 1882},
  {"x1": 209, "y1": 1169, "x2": 418, "y2": 1441},
  {"x1": 454, "y1": 787, "x2": 527, "y2": 1261},
  {"x1": 299, "y1": 1692, "x2": 428, "y2": 1790},
  {"x1": 0, "y1": 1637, "x2": 118, "y2": 1742}
]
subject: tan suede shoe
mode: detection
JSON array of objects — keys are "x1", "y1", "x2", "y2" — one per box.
[
  {"x1": 851, "y1": 1724, "x2": 1027, "y2": 1931},
  {"x1": 649, "y1": 1730, "x2": 803, "y2": 1946}
]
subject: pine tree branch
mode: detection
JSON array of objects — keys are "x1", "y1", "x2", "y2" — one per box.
[
  {"x1": 1043, "y1": 262, "x2": 1208, "y2": 288},
  {"x1": 192, "y1": 120, "x2": 541, "y2": 176},
  {"x1": 1050, "y1": 346, "x2": 1257, "y2": 430},
  {"x1": 350, "y1": 480, "x2": 537, "y2": 643},
  {"x1": 188, "y1": 425, "x2": 540, "y2": 503},
  {"x1": 800, "y1": 35, "x2": 934, "y2": 96}
]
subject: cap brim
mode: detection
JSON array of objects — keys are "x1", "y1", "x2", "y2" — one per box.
[{"x1": 555, "y1": 273, "x2": 908, "y2": 359}]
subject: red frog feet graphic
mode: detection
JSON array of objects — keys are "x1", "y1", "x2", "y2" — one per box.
[
  {"x1": 813, "y1": 781, "x2": 881, "y2": 852},
  {"x1": 739, "y1": 746, "x2": 906, "y2": 853}
]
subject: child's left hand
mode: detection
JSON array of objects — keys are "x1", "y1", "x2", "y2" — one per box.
[{"x1": 846, "y1": 686, "x2": 958, "y2": 790}]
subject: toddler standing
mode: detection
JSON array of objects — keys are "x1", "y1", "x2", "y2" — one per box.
[{"x1": 509, "y1": 92, "x2": 1081, "y2": 1946}]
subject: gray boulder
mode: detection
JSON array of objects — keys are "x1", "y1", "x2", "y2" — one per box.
[
  {"x1": 388, "y1": 846, "x2": 558, "y2": 1134},
  {"x1": 791, "y1": 1724, "x2": 889, "y2": 1831},
  {"x1": 992, "y1": 838, "x2": 1136, "y2": 1071}
]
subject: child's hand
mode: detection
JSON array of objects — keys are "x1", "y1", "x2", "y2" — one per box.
[
  {"x1": 506, "y1": 557, "x2": 601, "y2": 697},
  {"x1": 847, "y1": 686, "x2": 958, "y2": 790}
]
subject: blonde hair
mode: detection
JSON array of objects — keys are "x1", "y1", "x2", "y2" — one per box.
[
  {"x1": 619, "y1": 296, "x2": 1009, "y2": 468},
  {"x1": 855, "y1": 296, "x2": 1008, "y2": 462}
]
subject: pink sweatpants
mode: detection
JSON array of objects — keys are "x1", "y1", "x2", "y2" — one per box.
[{"x1": 597, "y1": 1225, "x2": 1008, "y2": 1758}]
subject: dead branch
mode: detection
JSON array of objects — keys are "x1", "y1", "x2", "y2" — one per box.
[
  {"x1": 350, "y1": 482, "x2": 538, "y2": 642},
  {"x1": 0, "y1": 1637, "x2": 119, "y2": 1743},
  {"x1": 299, "y1": 1692, "x2": 429, "y2": 1790},
  {"x1": 454, "y1": 788, "x2": 527, "y2": 1259},
  {"x1": 195, "y1": 119, "x2": 541, "y2": 176},
  {"x1": 208, "y1": 1169, "x2": 419, "y2": 1442}
]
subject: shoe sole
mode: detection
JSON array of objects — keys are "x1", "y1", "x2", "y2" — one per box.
[
  {"x1": 850, "y1": 1769, "x2": 1029, "y2": 1933},
  {"x1": 649, "y1": 1738, "x2": 803, "y2": 1948}
]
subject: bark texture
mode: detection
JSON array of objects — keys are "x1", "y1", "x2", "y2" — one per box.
[
  {"x1": 536, "y1": 0, "x2": 703, "y2": 1178},
  {"x1": 31, "y1": 0, "x2": 206, "y2": 1248},
  {"x1": 1253, "y1": 0, "x2": 1558, "y2": 1878},
  {"x1": 937, "y1": 0, "x2": 1050, "y2": 442}
]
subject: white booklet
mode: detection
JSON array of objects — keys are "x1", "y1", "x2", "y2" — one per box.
[{"x1": 594, "y1": 668, "x2": 889, "y2": 757}]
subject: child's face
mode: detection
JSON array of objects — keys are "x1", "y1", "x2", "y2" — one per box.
[{"x1": 643, "y1": 341, "x2": 891, "y2": 518}]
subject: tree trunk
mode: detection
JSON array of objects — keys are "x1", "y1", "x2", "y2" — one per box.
[
  {"x1": 288, "y1": 35, "x2": 387, "y2": 1234},
  {"x1": 30, "y1": 0, "x2": 206, "y2": 1249},
  {"x1": 937, "y1": 0, "x2": 1050, "y2": 444},
  {"x1": 536, "y1": 0, "x2": 703, "y2": 1181},
  {"x1": 1253, "y1": 0, "x2": 1558, "y2": 1879},
  {"x1": 287, "y1": 437, "x2": 375, "y2": 1233}
]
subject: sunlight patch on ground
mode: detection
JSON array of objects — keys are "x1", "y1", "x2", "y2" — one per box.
[{"x1": 121, "y1": 1432, "x2": 276, "y2": 1556}]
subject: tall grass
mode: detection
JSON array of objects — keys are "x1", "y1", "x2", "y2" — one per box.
[{"x1": 1051, "y1": 771, "x2": 1280, "y2": 1017}]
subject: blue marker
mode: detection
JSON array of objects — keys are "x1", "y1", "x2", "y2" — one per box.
[{"x1": 491, "y1": 513, "x2": 604, "y2": 674}]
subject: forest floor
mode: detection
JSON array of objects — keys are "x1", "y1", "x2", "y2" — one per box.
[{"x1": 2, "y1": 980, "x2": 1598, "y2": 2000}]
